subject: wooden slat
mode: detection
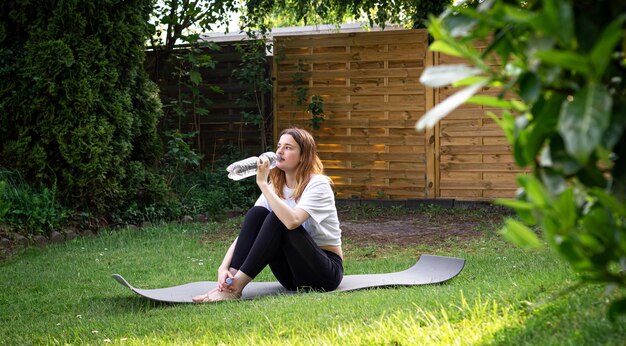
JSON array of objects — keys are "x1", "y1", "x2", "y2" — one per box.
[
  {"x1": 276, "y1": 31, "x2": 428, "y2": 49},
  {"x1": 277, "y1": 67, "x2": 423, "y2": 80},
  {"x1": 277, "y1": 102, "x2": 425, "y2": 112},
  {"x1": 320, "y1": 152, "x2": 426, "y2": 162},
  {"x1": 276, "y1": 85, "x2": 425, "y2": 96},
  {"x1": 440, "y1": 162, "x2": 524, "y2": 172}
]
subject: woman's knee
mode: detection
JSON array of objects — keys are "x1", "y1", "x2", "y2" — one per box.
[
  {"x1": 244, "y1": 206, "x2": 270, "y2": 223},
  {"x1": 262, "y1": 211, "x2": 288, "y2": 230}
]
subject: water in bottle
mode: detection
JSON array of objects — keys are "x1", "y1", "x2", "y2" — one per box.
[{"x1": 227, "y1": 152, "x2": 279, "y2": 181}]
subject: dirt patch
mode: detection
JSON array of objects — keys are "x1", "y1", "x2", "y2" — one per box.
[
  {"x1": 338, "y1": 205, "x2": 511, "y2": 247},
  {"x1": 0, "y1": 204, "x2": 512, "y2": 261}
]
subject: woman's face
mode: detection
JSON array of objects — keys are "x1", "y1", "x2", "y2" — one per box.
[{"x1": 275, "y1": 134, "x2": 302, "y2": 172}]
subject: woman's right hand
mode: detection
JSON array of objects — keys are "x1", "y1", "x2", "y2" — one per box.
[
  {"x1": 217, "y1": 268, "x2": 234, "y2": 292},
  {"x1": 256, "y1": 156, "x2": 270, "y2": 187}
]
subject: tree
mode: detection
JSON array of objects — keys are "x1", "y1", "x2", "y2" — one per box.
[
  {"x1": 149, "y1": 1, "x2": 242, "y2": 166},
  {"x1": 417, "y1": 0, "x2": 626, "y2": 318},
  {"x1": 149, "y1": 0, "x2": 237, "y2": 70},
  {"x1": 241, "y1": 0, "x2": 450, "y2": 29},
  {"x1": 0, "y1": 0, "x2": 170, "y2": 222}
]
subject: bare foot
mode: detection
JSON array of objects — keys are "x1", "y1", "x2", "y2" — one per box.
[
  {"x1": 192, "y1": 287, "x2": 241, "y2": 303},
  {"x1": 192, "y1": 287, "x2": 219, "y2": 303},
  {"x1": 205, "y1": 288, "x2": 241, "y2": 302}
]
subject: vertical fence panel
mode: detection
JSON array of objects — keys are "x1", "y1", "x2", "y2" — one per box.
[
  {"x1": 146, "y1": 43, "x2": 269, "y2": 167},
  {"x1": 435, "y1": 45, "x2": 526, "y2": 200},
  {"x1": 274, "y1": 30, "x2": 430, "y2": 199},
  {"x1": 198, "y1": 44, "x2": 268, "y2": 162}
]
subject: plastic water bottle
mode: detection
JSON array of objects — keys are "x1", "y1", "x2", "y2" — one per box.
[{"x1": 227, "y1": 152, "x2": 279, "y2": 181}]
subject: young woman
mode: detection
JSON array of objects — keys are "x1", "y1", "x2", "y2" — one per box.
[{"x1": 193, "y1": 127, "x2": 343, "y2": 302}]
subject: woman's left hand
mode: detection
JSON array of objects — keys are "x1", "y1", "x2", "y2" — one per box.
[{"x1": 256, "y1": 156, "x2": 270, "y2": 186}]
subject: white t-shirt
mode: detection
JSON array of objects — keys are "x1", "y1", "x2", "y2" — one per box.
[{"x1": 254, "y1": 174, "x2": 342, "y2": 246}]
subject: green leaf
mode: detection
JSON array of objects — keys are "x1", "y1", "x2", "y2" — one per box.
[
  {"x1": 443, "y1": 13, "x2": 478, "y2": 38},
  {"x1": 534, "y1": 50, "x2": 591, "y2": 77},
  {"x1": 590, "y1": 14, "x2": 626, "y2": 78},
  {"x1": 466, "y1": 95, "x2": 526, "y2": 111},
  {"x1": 487, "y1": 111, "x2": 515, "y2": 143},
  {"x1": 426, "y1": 15, "x2": 446, "y2": 40},
  {"x1": 577, "y1": 163, "x2": 608, "y2": 188},
  {"x1": 554, "y1": 188, "x2": 577, "y2": 231},
  {"x1": 502, "y1": 4, "x2": 537, "y2": 24},
  {"x1": 582, "y1": 206, "x2": 614, "y2": 245},
  {"x1": 608, "y1": 297, "x2": 626, "y2": 323},
  {"x1": 518, "y1": 72, "x2": 541, "y2": 104},
  {"x1": 577, "y1": 233, "x2": 603, "y2": 252},
  {"x1": 495, "y1": 198, "x2": 535, "y2": 211},
  {"x1": 539, "y1": 167, "x2": 566, "y2": 195},
  {"x1": 517, "y1": 175, "x2": 549, "y2": 208},
  {"x1": 511, "y1": 117, "x2": 531, "y2": 167},
  {"x1": 523, "y1": 94, "x2": 563, "y2": 165},
  {"x1": 451, "y1": 76, "x2": 491, "y2": 87},
  {"x1": 500, "y1": 218, "x2": 541, "y2": 248},
  {"x1": 544, "y1": 0, "x2": 574, "y2": 47},
  {"x1": 554, "y1": 238, "x2": 585, "y2": 265},
  {"x1": 558, "y1": 84, "x2": 612, "y2": 164},
  {"x1": 429, "y1": 41, "x2": 464, "y2": 58},
  {"x1": 590, "y1": 188, "x2": 626, "y2": 217},
  {"x1": 545, "y1": 136, "x2": 582, "y2": 175},
  {"x1": 189, "y1": 70, "x2": 202, "y2": 85}
]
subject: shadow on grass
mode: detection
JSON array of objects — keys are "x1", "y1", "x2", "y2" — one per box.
[
  {"x1": 105, "y1": 295, "x2": 181, "y2": 311},
  {"x1": 485, "y1": 287, "x2": 626, "y2": 345}
]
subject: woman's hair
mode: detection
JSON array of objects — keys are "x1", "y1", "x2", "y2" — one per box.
[{"x1": 269, "y1": 127, "x2": 328, "y2": 201}]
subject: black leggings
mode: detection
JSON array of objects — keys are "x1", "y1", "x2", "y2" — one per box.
[{"x1": 229, "y1": 206, "x2": 343, "y2": 291}]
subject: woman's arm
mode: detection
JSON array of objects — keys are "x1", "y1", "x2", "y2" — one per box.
[
  {"x1": 214, "y1": 237, "x2": 238, "y2": 292},
  {"x1": 219, "y1": 237, "x2": 238, "y2": 270},
  {"x1": 256, "y1": 160, "x2": 309, "y2": 230}
]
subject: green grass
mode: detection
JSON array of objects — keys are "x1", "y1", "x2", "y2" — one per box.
[{"x1": 1, "y1": 211, "x2": 625, "y2": 345}]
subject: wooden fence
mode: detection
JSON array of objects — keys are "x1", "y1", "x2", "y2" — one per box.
[
  {"x1": 273, "y1": 29, "x2": 522, "y2": 200},
  {"x1": 146, "y1": 44, "x2": 270, "y2": 166},
  {"x1": 434, "y1": 47, "x2": 524, "y2": 199}
]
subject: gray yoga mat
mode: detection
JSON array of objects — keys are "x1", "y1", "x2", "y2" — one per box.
[{"x1": 112, "y1": 254, "x2": 464, "y2": 303}]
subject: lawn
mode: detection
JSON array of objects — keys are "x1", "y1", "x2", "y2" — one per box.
[{"x1": 1, "y1": 206, "x2": 624, "y2": 345}]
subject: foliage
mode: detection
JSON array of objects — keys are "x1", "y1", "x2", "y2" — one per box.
[
  {"x1": 307, "y1": 95, "x2": 325, "y2": 130},
  {"x1": 148, "y1": 0, "x2": 234, "y2": 94},
  {"x1": 149, "y1": 1, "x2": 234, "y2": 165},
  {"x1": 292, "y1": 60, "x2": 309, "y2": 106},
  {"x1": 162, "y1": 130, "x2": 204, "y2": 187},
  {"x1": 170, "y1": 145, "x2": 260, "y2": 218},
  {"x1": 286, "y1": 59, "x2": 325, "y2": 130},
  {"x1": 166, "y1": 41, "x2": 221, "y2": 151},
  {"x1": 109, "y1": 161, "x2": 181, "y2": 226},
  {"x1": 149, "y1": 0, "x2": 237, "y2": 52},
  {"x1": 0, "y1": 0, "x2": 166, "y2": 221},
  {"x1": 0, "y1": 169, "x2": 70, "y2": 235},
  {"x1": 242, "y1": 0, "x2": 451, "y2": 29},
  {"x1": 418, "y1": 0, "x2": 626, "y2": 318}
]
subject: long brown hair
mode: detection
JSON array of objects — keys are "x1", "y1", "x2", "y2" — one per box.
[{"x1": 269, "y1": 127, "x2": 327, "y2": 201}]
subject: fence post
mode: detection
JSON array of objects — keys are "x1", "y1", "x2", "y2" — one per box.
[{"x1": 424, "y1": 50, "x2": 439, "y2": 198}]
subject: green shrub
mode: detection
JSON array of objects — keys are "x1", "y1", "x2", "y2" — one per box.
[
  {"x1": 420, "y1": 0, "x2": 626, "y2": 318},
  {"x1": 109, "y1": 162, "x2": 182, "y2": 226},
  {"x1": 0, "y1": 169, "x2": 70, "y2": 235},
  {"x1": 0, "y1": 0, "x2": 164, "y2": 220},
  {"x1": 171, "y1": 146, "x2": 259, "y2": 220}
]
